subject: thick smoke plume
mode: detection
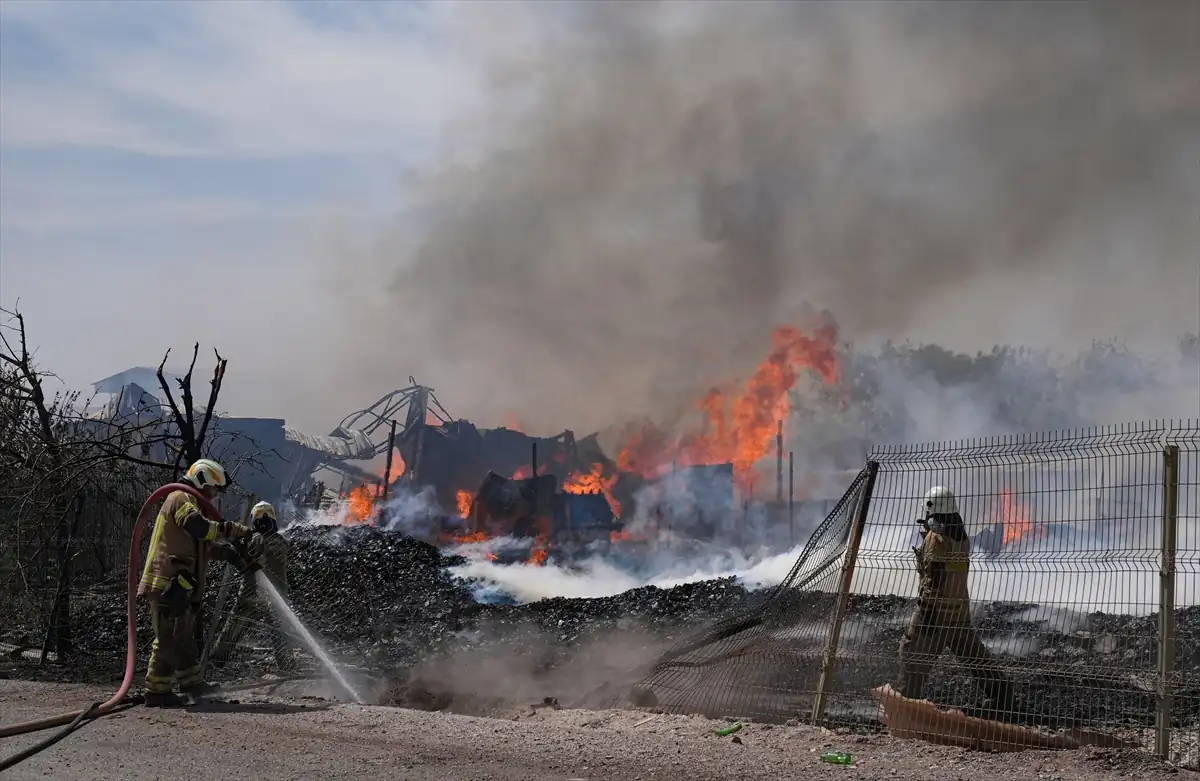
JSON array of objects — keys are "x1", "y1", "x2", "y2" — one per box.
[{"x1": 310, "y1": 0, "x2": 1198, "y2": 437}]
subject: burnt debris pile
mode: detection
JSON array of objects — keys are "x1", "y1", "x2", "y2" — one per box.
[{"x1": 283, "y1": 525, "x2": 761, "y2": 673}]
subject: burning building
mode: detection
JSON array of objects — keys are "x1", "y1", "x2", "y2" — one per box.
[{"x1": 324, "y1": 321, "x2": 846, "y2": 559}]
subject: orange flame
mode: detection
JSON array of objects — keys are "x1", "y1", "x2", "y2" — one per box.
[
  {"x1": 455, "y1": 489, "x2": 473, "y2": 519},
  {"x1": 999, "y1": 490, "x2": 1043, "y2": 545},
  {"x1": 527, "y1": 535, "x2": 549, "y2": 566},
  {"x1": 381, "y1": 449, "x2": 407, "y2": 481},
  {"x1": 562, "y1": 462, "x2": 622, "y2": 516},
  {"x1": 511, "y1": 465, "x2": 534, "y2": 480},
  {"x1": 616, "y1": 322, "x2": 839, "y2": 492},
  {"x1": 344, "y1": 485, "x2": 375, "y2": 525}
]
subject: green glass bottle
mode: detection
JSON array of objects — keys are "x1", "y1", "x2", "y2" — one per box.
[{"x1": 819, "y1": 751, "x2": 853, "y2": 765}]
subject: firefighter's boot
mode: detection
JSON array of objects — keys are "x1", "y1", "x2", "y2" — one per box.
[
  {"x1": 144, "y1": 691, "x2": 186, "y2": 708},
  {"x1": 180, "y1": 680, "x2": 220, "y2": 699}
]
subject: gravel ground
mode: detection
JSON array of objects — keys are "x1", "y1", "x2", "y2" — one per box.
[{"x1": 0, "y1": 680, "x2": 1188, "y2": 781}]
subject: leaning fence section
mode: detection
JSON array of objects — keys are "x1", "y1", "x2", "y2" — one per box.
[{"x1": 629, "y1": 466, "x2": 872, "y2": 720}]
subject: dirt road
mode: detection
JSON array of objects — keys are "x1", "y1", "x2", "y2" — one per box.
[{"x1": 0, "y1": 680, "x2": 1182, "y2": 780}]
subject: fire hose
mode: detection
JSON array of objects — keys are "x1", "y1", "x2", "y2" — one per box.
[{"x1": 0, "y1": 482, "x2": 221, "y2": 771}]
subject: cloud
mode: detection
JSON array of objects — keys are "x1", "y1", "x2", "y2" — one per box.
[{"x1": 0, "y1": 0, "x2": 472, "y2": 159}]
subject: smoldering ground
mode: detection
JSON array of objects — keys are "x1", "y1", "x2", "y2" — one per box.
[
  {"x1": 296, "y1": 0, "x2": 1199, "y2": 438},
  {"x1": 393, "y1": 620, "x2": 678, "y2": 714}
]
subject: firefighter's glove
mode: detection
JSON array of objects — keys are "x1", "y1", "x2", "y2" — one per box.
[
  {"x1": 911, "y1": 525, "x2": 928, "y2": 572},
  {"x1": 162, "y1": 570, "x2": 198, "y2": 617},
  {"x1": 245, "y1": 533, "x2": 265, "y2": 564}
]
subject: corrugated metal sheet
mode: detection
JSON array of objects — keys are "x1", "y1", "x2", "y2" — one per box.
[
  {"x1": 282, "y1": 426, "x2": 374, "y2": 460},
  {"x1": 91, "y1": 367, "x2": 181, "y2": 396}
]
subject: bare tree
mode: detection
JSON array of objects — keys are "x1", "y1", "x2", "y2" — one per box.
[
  {"x1": 157, "y1": 343, "x2": 227, "y2": 476},
  {"x1": 0, "y1": 307, "x2": 273, "y2": 667}
]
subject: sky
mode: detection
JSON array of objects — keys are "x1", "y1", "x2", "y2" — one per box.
[
  {"x1": 0, "y1": 0, "x2": 474, "y2": 425},
  {"x1": 2, "y1": 1, "x2": 1196, "y2": 437}
]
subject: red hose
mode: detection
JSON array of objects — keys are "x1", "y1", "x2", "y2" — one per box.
[{"x1": 0, "y1": 482, "x2": 219, "y2": 738}]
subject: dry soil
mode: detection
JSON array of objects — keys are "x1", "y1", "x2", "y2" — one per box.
[{"x1": 0, "y1": 680, "x2": 1189, "y2": 780}]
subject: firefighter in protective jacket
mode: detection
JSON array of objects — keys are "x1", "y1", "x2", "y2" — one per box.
[
  {"x1": 894, "y1": 486, "x2": 1015, "y2": 713},
  {"x1": 138, "y1": 459, "x2": 260, "y2": 707},
  {"x1": 210, "y1": 501, "x2": 295, "y2": 672}
]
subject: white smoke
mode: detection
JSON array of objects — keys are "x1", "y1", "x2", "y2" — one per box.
[
  {"x1": 446, "y1": 541, "x2": 801, "y2": 604},
  {"x1": 281, "y1": 483, "x2": 443, "y2": 536}
]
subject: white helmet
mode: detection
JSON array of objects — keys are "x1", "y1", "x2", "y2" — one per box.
[
  {"x1": 185, "y1": 458, "x2": 229, "y2": 492},
  {"x1": 250, "y1": 501, "x2": 278, "y2": 535},
  {"x1": 924, "y1": 486, "x2": 958, "y2": 516}
]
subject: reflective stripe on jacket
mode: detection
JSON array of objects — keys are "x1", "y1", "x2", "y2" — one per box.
[{"x1": 138, "y1": 490, "x2": 227, "y2": 600}]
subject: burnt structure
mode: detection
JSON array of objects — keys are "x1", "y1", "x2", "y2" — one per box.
[
  {"x1": 467, "y1": 472, "x2": 621, "y2": 549},
  {"x1": 339, "y1": 381, "x2": 616, "y2": 514}
]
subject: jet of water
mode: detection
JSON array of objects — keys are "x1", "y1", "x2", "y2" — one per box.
[{"x1": 257, "y1": 571, "x2": 364, "y2": 704}]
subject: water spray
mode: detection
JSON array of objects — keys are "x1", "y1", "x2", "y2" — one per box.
[{"x1": 256, "y1": 572, "x2": 364, "y2": 704}]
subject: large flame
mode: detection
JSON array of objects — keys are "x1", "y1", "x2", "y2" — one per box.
[{"x1": 616, "y1": 322, "x2": 839, "y2": 492}]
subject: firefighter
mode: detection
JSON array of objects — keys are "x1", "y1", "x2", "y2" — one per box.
[
  {"x1": 138, "y1": 459, "x2": 261, "y2": 707},
  {"x1": 894, "y1": 486, "x2": 1016, "y2": 714},
  {"x1": 209, "y1": 501, "x2": 295, "y2": 673}
]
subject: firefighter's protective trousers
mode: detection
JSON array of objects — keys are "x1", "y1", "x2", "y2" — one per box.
[
  {"x1": 145, "y1": 598, "x2": 203, "y2": 694},
  {"x1": 895, "y1": 609, "x2": 1013, "y2": 707}
]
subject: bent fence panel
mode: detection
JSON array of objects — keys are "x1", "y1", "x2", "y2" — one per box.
[{"x1": 626, "y1": 466, "x2": 872, "y2": 721}]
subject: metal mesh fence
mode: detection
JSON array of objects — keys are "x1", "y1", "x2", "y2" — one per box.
[
  {"x1": 628, "y1": 420, "x2": 1199, "y2": 758},
  {"x1": 629, "y1": 466, "x2": 873, "y2": 720}
]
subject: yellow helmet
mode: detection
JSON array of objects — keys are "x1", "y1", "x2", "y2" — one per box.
[{"x1": 185, "y1": 459, "x2": 229, "y2": 492}]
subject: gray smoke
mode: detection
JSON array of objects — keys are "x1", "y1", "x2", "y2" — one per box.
[{"x1": 305, "y1": 0, "x2": 1198, "y2": 437}]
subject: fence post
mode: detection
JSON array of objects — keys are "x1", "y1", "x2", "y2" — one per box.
[
  {"x1": 1156, "y1": 444, "x2": 1180, "y2": 759},
  {"x1": 788, "y1": 451, "x2": 795, "y2": 547},
  {"x1": 380, "y1": 419, "x2": 398, "y2": 502},
  {"x1": 812, "y1": 460, "x2": 880, "y2": 725}
]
